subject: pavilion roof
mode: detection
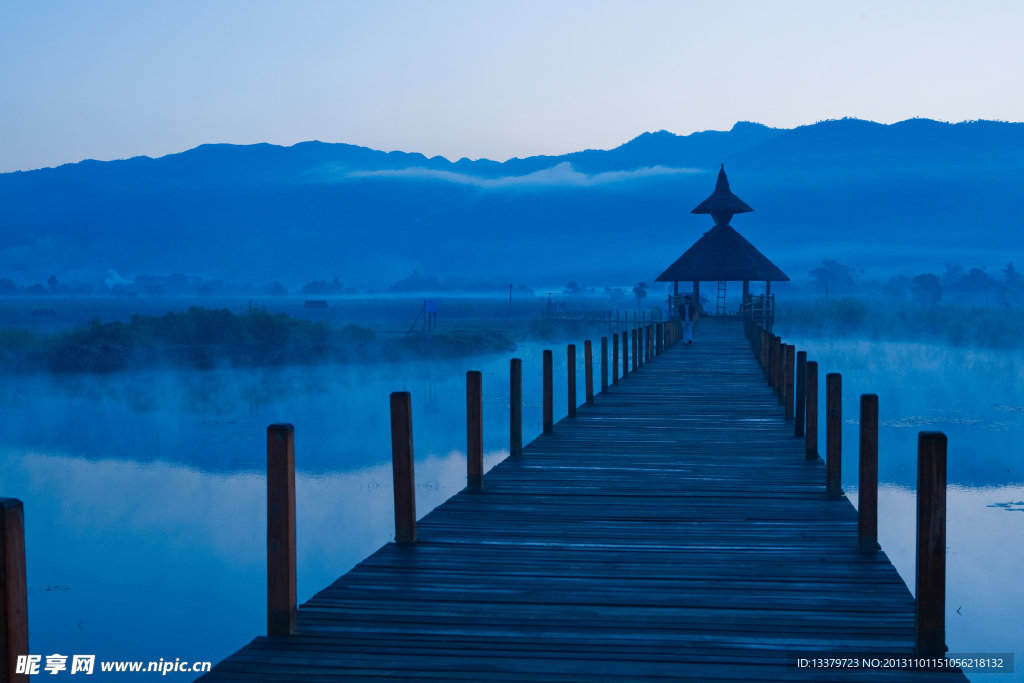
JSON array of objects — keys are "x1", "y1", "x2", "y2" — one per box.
[
  {"x1": 654, "y1": 224, "x2": 790, "y2": 282},
  {"x1": 691, "y1": 164, "x2": 754, "y2": 216}
]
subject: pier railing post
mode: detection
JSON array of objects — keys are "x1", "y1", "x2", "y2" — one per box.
[
  {"x1": 390, "y1": 393, "x2": 417, "y2": 543},
  {"x1": 859, "y1": 394, "x2": 878, "y2": 553},
  {"x1": 784, "y1": 345, "x2": 795, "y2": 418},
  {"x1": 795, "y1": 351, "x2": 807, "y2": 436},
  {"x1": 806, "y1": 361, "x2": 819, "y2": 460},
  {"x1": 267, "y1": 423, "x2": 296, "y2": 636},
  {"x1": 774, "y1": 342, "x2": 782, "y2": 405},
  {"x1": 467, "y1": 371, "x2": 483, "y2": 490},
  {"x1": 622, "y1": 331, "x2": 628, "y2": 378},
  {"x1": 826, "y1": 373, "x2": 842, "y2": 497},
  {"x1": 1, "y1": 498, "x2": 28, "y2": 683},
  {"x1": 761, "y1": 330, "x2": 769, "y2": 372},
  {"x1": 774, "y1": 338, "x2": 784, "y2": 396},
  {"x1": 510, "y1": 358, "x2": 522, "y2": 457},
  {"x1": 631, "y1": 329, "x2": 637, "y2": 371},
  {"x1": 543, "y1": 350, "x2": 553, "y2": 433},
  {"x1": 600, "y1": 337, "x2": 608, "y2": 392},
  {"x1": 568, "y1": 344, "x2": 577, "y2": 417},
  {"x1": 915, "y1": 431, "x2": 947, "y2": 657},
  {"x1": 612, "y1": 333, "x2": 619, "y2": 384},
  {"x1": 584, "y1": 340, "x2": 594, "y2": 404}
]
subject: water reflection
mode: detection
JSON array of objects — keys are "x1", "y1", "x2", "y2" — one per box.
[
  {"x1": 0, "y1": 341, "x2": 586, "y2": 680},
  {"x1": 790, "y1": 338, "x2": 1024, "y2": 682}
]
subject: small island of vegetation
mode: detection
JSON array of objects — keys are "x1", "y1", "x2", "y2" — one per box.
[{"x1": 0, "y1": 306, "x2": 515, "y2": 374}]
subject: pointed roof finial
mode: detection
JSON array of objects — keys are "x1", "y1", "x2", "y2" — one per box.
[{"x1": 691, "y1": 164, "x2": 753, "y2": 226}]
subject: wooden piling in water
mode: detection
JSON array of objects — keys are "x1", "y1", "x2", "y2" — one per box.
[
  {"x1": 806, "y1": 361, "x2": 819, "y2": 460},
  {"x1": 915, "y1": 431, "x2": 947, "y2": 657},
  {"x1": 467, "y1": 371, "x2": 483, "y2": 490},
  {"x1": 267, "y1": 423, "x2": 296, "y2": 636},
  {"x1": 826, "y1": 373, "x2": 842, "y2": 497},
  {"x1": 859, "y1": 394, "x2": 878, "y2": 553},
  {"x1": 568, "y1": 345, "x2": 577, "y2": 417},
  {"x1": 784, "y1": 345, "x2": 795, "y2": 418},
  {"x1": 795, "y1": 351, "x2": 807, "y2": 437},
  {"x1": 390, "y1": 394, "x2": 416, "y2": 544},
  {"x1": 612, "y1": 333, "x2": 619, "y2": 384},
  {"x1": 585, "y1": 340, "x2": 594, "y2": 404},
  {"x1": 1, "y1": 498, "x2": 28, "y2": 683},
  {"x1": 509, "y1": 358, "x2": 522, "y2": 457},
  {"x1": 543, "y1": 350, "x2": 553, "y2": 433}
]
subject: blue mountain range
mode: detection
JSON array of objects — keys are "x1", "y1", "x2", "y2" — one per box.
[{"x1": 1, "y1": 117, "x2": 1021, "y2": 290}]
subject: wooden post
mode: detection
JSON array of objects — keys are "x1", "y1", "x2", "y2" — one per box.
[
  {"x1": 784, "y1": 345, "x2": 795, "y2": 418},
  {"x1": 567, "y1": 344, "x2": 577, "y2": 417},
  {"x1": 510, "y1": 358, "x2": 522, "y2": 457},
  {"x1": 826, "y1": 373, "x2": 842, "y2": 497},
  {"x1": 774, "y1": 338, "x2": 784, "y2": 396},
  {"x1": 767, "y1": 335, "x2": 775, "y2": 386},
  {"x1": 806, "y1": 361, "x2": 819, "y2": 460},
  {"x1": 774, "y1": 342, "x2": 782, "y2": 405},
  {"x1": 762, "y1": 330, "x2": 769, "y2": 372},
  {"x1": 612, "y1": 333, "x2": 619, "y2": 384},
  {"x1": 267, "y1": 423, "x2": 296, "y2": 636},
  {"x1": 467, "y1": 371, "x2": 483, "y2": 490},
  {"x1": 1, "y1": 498, "x2": 28, "y2": 683},
  {"x1": 647, "y1": 325, "x2": 652, "y2": 361},
  {"x1": 584, "y1": 340, "x2": 594, "y2": 403},
  {"x1": 622, "y1": 331, "x2": 628, "y2": 377},
  {"x1": 795, "y1": 351, "x2": 807, "y2": 436},
  {"x1": 600, "y1": 337, "x2": 608, "y2": 392},
  {"x1": 859, "y1": 394, "x2": 878, "y2": 553},
  {"x1": 915, "y1": 431, "x2": 947, "y2": 657},
  {"x1": 390, "y1": 393, "x2": 416, "y2": 543},
  {"x1": 543, "y1": 350, "x2": 553, "y2": 433},
  {"x1": 631, "y1": 329, "x2": 637, "y2": 371}
]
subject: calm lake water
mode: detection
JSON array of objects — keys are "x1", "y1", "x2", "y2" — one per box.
[
  {"x1": 789, "y1": 337, "x2": 1024, "y2": 683},
  {"x1": 1, "y1": 336, "x2": 1021, "y2": 681}
]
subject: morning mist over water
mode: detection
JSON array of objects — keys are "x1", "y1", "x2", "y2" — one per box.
[{"x1": 4, "y1": 1, "x2": 1024, "y2": 676}]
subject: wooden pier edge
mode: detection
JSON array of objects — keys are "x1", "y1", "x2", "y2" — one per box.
[
  {"x1": 1, "y1": 498, "x2": 28, "y2": 683},
  {"x1": 204, "y1": 317, "x2": 965, "y2": 682}
]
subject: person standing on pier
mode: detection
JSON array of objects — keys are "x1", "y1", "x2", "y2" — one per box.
[{"x1": 680, "y1": 294, "x2": 696, "y2": 344}]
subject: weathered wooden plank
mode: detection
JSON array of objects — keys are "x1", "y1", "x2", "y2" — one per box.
[{"x1": 202, "y1": 319, "x2": 963, "y2": 682}]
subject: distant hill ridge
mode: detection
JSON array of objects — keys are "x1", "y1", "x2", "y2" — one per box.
[{"x1": 1, "y1": 117, "x2": 1022, "y2": 288}]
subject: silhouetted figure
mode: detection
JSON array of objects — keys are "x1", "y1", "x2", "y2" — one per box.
[{"x1": 680, "y1": 294, "x2": 696, "y2": 344}]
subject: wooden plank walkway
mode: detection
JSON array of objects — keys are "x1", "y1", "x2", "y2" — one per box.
[{"x1": 203, "y1": 318, "x2": 965, "y2": 681}]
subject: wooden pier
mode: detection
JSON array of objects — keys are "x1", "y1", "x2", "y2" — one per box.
[{"x1": 202, "y1": 317, "x2": 964, "y2": 682}]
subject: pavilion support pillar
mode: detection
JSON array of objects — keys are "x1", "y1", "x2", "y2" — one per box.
[{"x1": 693, "y1": 281, "x2": 700, "y2": 317}]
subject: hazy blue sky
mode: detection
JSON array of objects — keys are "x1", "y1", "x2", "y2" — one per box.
[{"x1": 3, "y1": 0, "x2": 1023, "y2": 173}]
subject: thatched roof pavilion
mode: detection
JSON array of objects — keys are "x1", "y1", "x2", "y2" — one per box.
[{"x1": 656, "y1": 165, "x2": 789, "y2": 313}]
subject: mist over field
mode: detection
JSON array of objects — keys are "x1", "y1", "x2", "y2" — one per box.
[{"x1": 3, "y1": 117, "x2": 1023, "y2": 295}]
